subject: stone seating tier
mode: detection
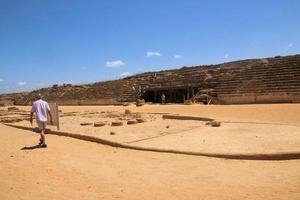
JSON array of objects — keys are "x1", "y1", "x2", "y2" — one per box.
[{"x1": 1, "y1": 54, "x2": 299, "y2": 105}]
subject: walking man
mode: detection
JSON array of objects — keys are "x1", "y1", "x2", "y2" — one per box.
[
  {"x1": 30, "y1": 94, "x2": 53, "y2": 147},
  {"x1": 161, "y1": 93, "x2": 166, "y2": 104}
]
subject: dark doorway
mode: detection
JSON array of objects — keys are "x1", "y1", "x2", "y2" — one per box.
[
  {"x1": 143, "y1": 90, "x2": 155, "y2": 102},
  {"x1": 167, "y1": 89, "x2": 186, "y2": 103},
  {"x1": 143, "y1": 89, "x2": 189, "y2": 103}
]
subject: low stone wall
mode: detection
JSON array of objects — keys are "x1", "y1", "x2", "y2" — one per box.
[
  {"x1": 216, "y1": 94, "x2": 256, "y2": 104},
  {"x1": 54, "y1": 98, "x2": 119, "y2": 106},
  {"x1": 217, "y1": 93, "x2": 300, "y2": 104},
  {"x1": 0, "y1": 100, "x2": 14, "y2": 106},
  {"x1": 256, "y1": 93, "x2": 300, "y2": 103}
]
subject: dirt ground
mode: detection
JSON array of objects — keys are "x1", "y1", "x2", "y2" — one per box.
[
  {"x1": 3, "y1": 104, "x2": 300, "y2": 154},
  {"x1": 0, "y1": 104, "x2": 300, "y2": 199},
  {"x1": 0, "y1": 124, "x2": 300, "y2": 200},
  {"x1": 58, "y1": 103, "x2": 300, "y2": 125},
  {"x1": 4, "y1": 103, "x2": 300, "y2": 124}
]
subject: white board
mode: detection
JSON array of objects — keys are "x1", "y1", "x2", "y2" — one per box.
[{"x1": 48, "y1": 102, "x2": 60, "y2": 130}]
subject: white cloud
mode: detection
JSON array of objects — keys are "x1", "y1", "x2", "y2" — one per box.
[
  {"x1": 288, "y1": 43, "x2": 293, "y2": 48},
  {"x1": 223, "y1": 54, "x2": 229, "y2": 59},
  {"x1": 146, "y1": 51, "x2": 161, "y2": 57},
  {"x1": 120, "y1": 72, "x2": 132, "y2": 77},
  {"x1": 105, "y1": 60, "x2": 125, "y2": 68},
  {"x1": 174, "y1": 54, "x2": 182, "y2": 59},
  {"x1": 17, "y1": 81, "x2": 27, "y2": 86}
]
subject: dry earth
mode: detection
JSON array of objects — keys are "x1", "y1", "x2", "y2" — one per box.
[
  {"x1": 0, "y1": 124, "x2": 300, "y2": 200},
  {"x1": 1, "y1": 104, "x2": 300, "y2": 199},
  {"x1": 3, "y1": 104, "x2": 300, "y2": 154}
]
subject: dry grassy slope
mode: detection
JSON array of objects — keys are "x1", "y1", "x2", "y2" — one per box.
[{"x1": 1, "y1": 54, "x2": 300, "y2": 105}]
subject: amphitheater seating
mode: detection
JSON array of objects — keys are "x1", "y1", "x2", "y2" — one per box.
[
  {"x1": 1, "y1": 54, "x2": 299, "y2": 105},
  {"x1": 213, "y1": 55, "x2": 300, "y2": 95}
]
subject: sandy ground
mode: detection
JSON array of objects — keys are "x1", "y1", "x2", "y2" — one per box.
[
  {"x1": 3, "y1": 104, "x2": 300, "y2": 154},
  {"x1": 0, "y1": 124, "x2": 300, "y2": 200},
  {"x1": 57, "y1": 103, "x2": 300, "y2": 125},
  {"x1": 6, "y1": 103, "x2": 300, "y2": 124},
  {"x1": 134, "y1": 122, "x2": 300, "y2": 154}
]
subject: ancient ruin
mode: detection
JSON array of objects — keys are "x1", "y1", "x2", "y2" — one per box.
[{"x1": 1, "y1": 54, "x2": 299, "y2": 105}]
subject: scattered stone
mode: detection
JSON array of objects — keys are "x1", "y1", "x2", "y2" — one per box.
[
  {"x1": 136, "y1": 118, "x2": 146, "y2": 123},
  {"x1": 7, "y1": 107, "x2": 19, "y2": 111},
  {"x1": 94, "y1": 122, "x2": 105, "y2": 127},
  {"x1": 127, "y1": 120, "x2": 138, "y2": 125},
  {"x1": 163, "y1": 115, "x2": 214, "y2": 121},
  {"x1": 124, "y1": 109, "x2": 131, "y2": 115},
  {"x1": 110, "y1": 131, "x2": 116, "y2": 135},
  {"x1": 111, "y1": 121, "x2": 123, "y2": 126},
  {"x1": 0, "y1": 117, "x2": 24, "y2": 123},
  {"x1": 184, "y1": 100, "x2": 193, "y2": 105},
  {"x1": 136, "y1": 99, "x2": 145, "y2": 107},
  {"x1": 0, "y1": 100, "x2": 14, "y2": 107},
  {"x1": 80, "y1": 122, "x2": 93, "y2": 126},
  {"x1": 122, "y1": 103, "x2": 130, "y2": 106},
  {"x1": 211, "y1": 121, "x2": 221, "y2": 127},
  {"x1": 166, "y1": 125, "x2": 170, "y2": 128}
]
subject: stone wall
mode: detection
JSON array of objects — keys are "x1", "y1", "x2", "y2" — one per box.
[
  {"x1": 217, "y1": 93, "x2": 300, "y2": 104},
  {"x1": 53, "y1": 98, "x2": 119, "y2": 106}
]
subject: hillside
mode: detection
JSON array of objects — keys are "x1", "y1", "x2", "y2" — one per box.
[{"x1": 1, "y1": 54, "x2": 299, "y2": 105}]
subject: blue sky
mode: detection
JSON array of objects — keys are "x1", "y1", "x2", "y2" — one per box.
[{"x1": 0, "y1": 0, "x2": 299, "y2": 93}]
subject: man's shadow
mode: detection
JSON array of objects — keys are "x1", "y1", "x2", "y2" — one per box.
[
  {"x1": 21, "y1": 144, "x2": 42, "y2": 150},
  {"x1": 20, "y1": 127, "x2": 48, "y2": 150}
]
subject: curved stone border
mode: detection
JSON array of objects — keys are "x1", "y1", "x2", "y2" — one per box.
[
  {"x1": 4, "y1": 123, "x2": 300, "y2": 161},
  {"x1": 162, "y1": 115, "x2": 214, "y2": 121},
  {"x1": 222, "y1": 121, "x2": 300, "y2": 127}
]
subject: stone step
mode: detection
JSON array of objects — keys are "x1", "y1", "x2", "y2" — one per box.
[
  {"x1": 217, "y1": 79, "x2": 300, "y2": 85},
  {"x1": 214, "y1": 86, "x2": 300, "y2": 93},
  {"x1": 218, "y1": 74, "x2": 300, "y2": 82}
]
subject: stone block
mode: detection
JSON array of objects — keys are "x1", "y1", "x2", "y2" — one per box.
[
  {"x1": 80, "y1": 122, "x2": 93, "y2": 126},
  {"x1": 111, "y1": 121, "x2": 123, "y2": 126},
  {"x1": 136, "y1": 118, "x2": 146, "y2": 123},
  {"x1": 127, "y1": 120, "x2": 138, "y2": 125},
  {"x1": 125, "y1": 109, "x2": 131, "y2": 115},
  {"x1": 94, "y1": 122, "x2": 106, "y2": 127}
]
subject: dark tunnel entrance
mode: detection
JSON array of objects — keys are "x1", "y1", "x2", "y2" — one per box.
[{"x1": 142, "y1": 88, "x2": 199, "y2": 103}]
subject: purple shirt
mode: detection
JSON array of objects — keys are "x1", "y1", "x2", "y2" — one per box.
[{"x1": 31, "y1": 99, "x2": 50, "y2": 122}]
